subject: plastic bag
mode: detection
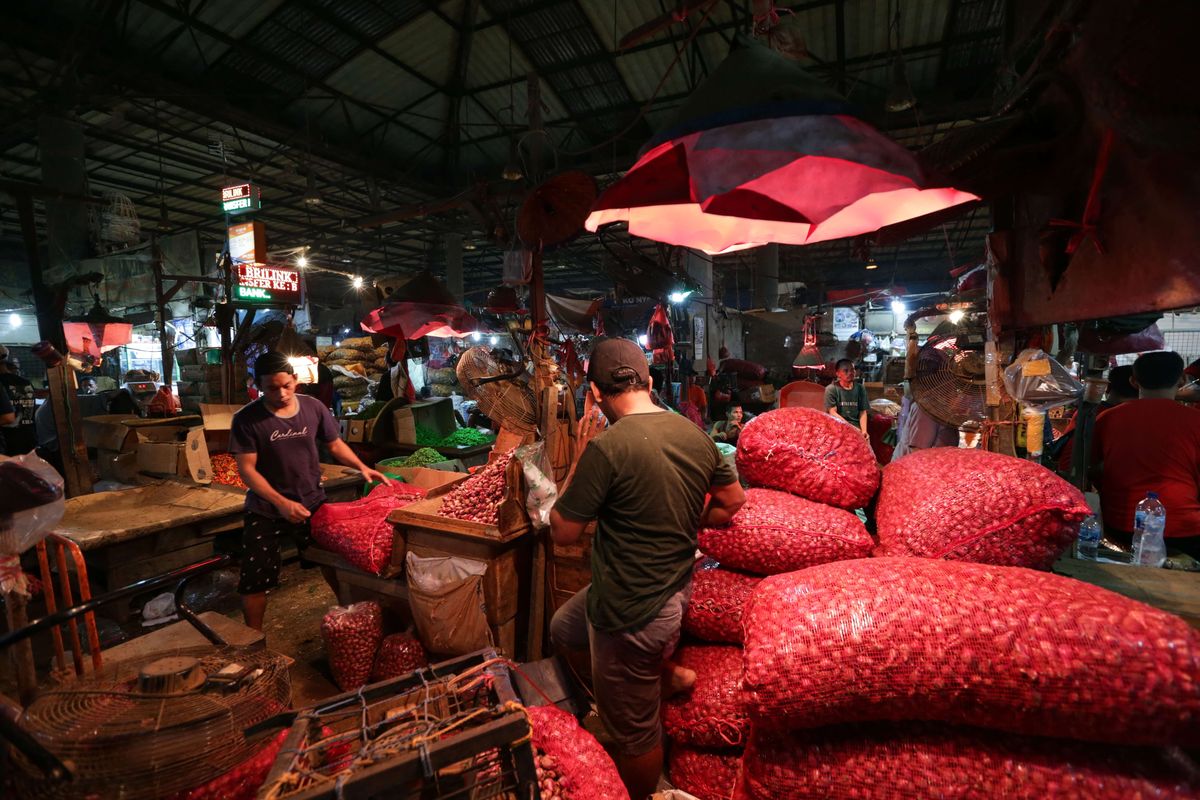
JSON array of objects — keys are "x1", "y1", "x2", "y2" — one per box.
[
  {"x1": 1002, "y1": 349, "x2": 1083, "y2": 412},
  {"x1": 405, "y1": 553, "x2": 491, "y2": 656},
  {"x1": 321, "y1": 601, "x2": 383, "y2": 691},
  {"x1": 0, "y1": 452, "x2": 65, "y2": 596},
  {"x1": 515, "y1": 441, "x2": 557, "y2": 530}
]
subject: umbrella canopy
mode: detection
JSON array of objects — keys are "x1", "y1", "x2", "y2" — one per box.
[
  {"x1": 586, "y1": 36, "x2": 979, "y2": 255},
  {"x1": 360, "y1": 271, "x2": 477, "y2": 340},
  {"x1": 63, "y1": 295, "x2": 133, "y2": 359}
]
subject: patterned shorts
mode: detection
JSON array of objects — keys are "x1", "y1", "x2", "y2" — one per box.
[{"x1": 237, "y1": 510, "x2": 319, "y2": 594}]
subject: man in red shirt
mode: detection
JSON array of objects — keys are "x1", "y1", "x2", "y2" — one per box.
[{"x1": 1090, "y1": 351, "x2": 1200, "y2": 557}]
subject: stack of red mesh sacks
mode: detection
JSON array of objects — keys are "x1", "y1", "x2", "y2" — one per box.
[
  {"x1": 734, "y1": 557, "x2": 1200, "y2": 799},
  {"x1": 668, "y1": 408, "x2": 880, "y2": 799}
]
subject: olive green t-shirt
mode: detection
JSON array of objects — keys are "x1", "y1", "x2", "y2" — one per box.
[{"x1": 555, "y1": 411, "x2": 738, "y2": 633}]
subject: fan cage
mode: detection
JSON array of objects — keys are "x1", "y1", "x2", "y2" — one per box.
[
  {"x1": 10, "y1": 646, "x2": 291, "y2": 800},
  {"x1": 456, "y1": 347, "x2": 538, "y2": 434},
  {"x1": 259, "y1": 653, "x2": 536, "y2": 800},
  {"x1": 911, "y1": 339, "x2": 988, "y2": 428}
]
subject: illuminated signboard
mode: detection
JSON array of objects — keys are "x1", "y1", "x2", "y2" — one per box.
[
  {"x1": 221, "y1": 183, "x2": 261, "y2": 214},
  {"x1": 236, "y1": 263, "x2": 302, "y2": 305},
  {"x1": 228, "y1": 221, "x2": 266, "y2": 265}
]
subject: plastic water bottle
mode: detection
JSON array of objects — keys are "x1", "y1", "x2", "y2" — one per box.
[
  {"x1": 1132, "y1": 492, "x2": 1167, "y2": 567},
  {"x1": 1076, "y1": 516, "x2": 1101, "y2": 560}
]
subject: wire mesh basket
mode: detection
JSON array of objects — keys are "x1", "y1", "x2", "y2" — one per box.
[
  {"x1": 256, "y1": 649, "x2": 537, "y2": 800},
  {"x1": 10, "y1": 646, "x2": 292, "y2": 800}
]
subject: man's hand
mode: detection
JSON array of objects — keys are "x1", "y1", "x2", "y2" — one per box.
[
  {"x1": 361, "y1": 467, "x2": 393, "y2": 486},
  {"x1": 275, "y1": 499, "x2": 312, "y2": 524}
]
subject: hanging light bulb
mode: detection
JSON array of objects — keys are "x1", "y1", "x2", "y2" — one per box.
[
  {"x1": 297, "y1": 255, "x2": 308, "y2": 268},
  {"x1": 891, "y1": 299, "x2": 907, "y2": 316},
  {"x1": 501, "y1": 137, "x2": 524, "y2": 181},
  {"x1": 885, "y1": 53, "x2": 916, "y2": 112},
  {"x1": 156, "y1": 198, "x2": 171, "y2": 232},
  {"x1": 303, "y1": 172, "x2": 322, "y2": 206},
  {"x1": 948, "y1": 308, "x2": 965, "y2": 324},
  {"x1": 865, "y1": 259, "x2": 878, "y2": 270},
  {"x1": 9, "y1": 312, "x2": 21, "y2": 328},
  {"x1": 352, "y1": 276, "x2": 364, "y2": 290}
]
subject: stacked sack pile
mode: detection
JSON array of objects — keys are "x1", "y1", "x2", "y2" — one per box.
[
  {"x1": 424, "y1": 364, "x2": 461, "y2": 398},
  {"x1": 318, "y1": 336, "x2": 389, "y2": 409},
  {"x1": 732, "y1": 435, "x2": 1200, "y2": 798},
  {"x1": 667, "y1": 407, "x2": 880, "y2": 800}
]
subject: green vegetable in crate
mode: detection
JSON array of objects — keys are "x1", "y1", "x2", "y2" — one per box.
[
  {"x1": 397, "y1": 447, "x2": 446, "y2": 468},
  {"x1": 439, "y1": 428, "x2": 495, "y2": 448}
]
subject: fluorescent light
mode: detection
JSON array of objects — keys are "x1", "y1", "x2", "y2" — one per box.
[
  {"x1": 472, "y1": 331, "x2": 481, "y2": 341},
  {"x1": 8, "y1": 313, "x2": 20, "y2": 328},
  {"x1": 668, "y1": 290, "x2": 692, "y2": 304},
  {"x1": 891, "y1": 300, "x2": 907, "y2": 316},
  {"x1": 865, "y1": 260, "x2": 878, "y2": 270},
  {"x1": 352, "y1": 276, "x2": 363, "y2": 289},
  {"x1": 948, "y1": 308, "x2": 965, "y2": 324},
  {"x1": 489, "y1": 335, "x2": 498, "y2": 346},
  {"x1": 637, "y1": 334, "x2": 649, "y2": 348},
  {"x1": 297, "y1": 255, "x2": 307, "y2": 268}
]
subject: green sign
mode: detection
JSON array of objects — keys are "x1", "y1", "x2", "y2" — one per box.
[{"x1": 221, "y1": 183, "x2": 261, "y2": 215}]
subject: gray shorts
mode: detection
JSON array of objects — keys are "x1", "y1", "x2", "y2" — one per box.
[{"x1": 549, "y1": 582, "x2": 691, "y2": 756}]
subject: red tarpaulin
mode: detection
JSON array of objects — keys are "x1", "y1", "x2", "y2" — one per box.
[
  {"x1": 360, "y1": 272, "x2": 477, "y2": 341},
  {"x1": 586, "y1": 36, "x2": 978, "y2": 255}
]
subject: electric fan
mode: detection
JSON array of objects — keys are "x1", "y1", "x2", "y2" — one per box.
[
  {"x1": 455, "y1": 346, "x2": 539, "y2": 434},
  {"x1": 10, "y1": 645, "x2": 291, "y2": 800},
  {"x1": 910, "y1": 326, "x2": 988, "y2": 428}
]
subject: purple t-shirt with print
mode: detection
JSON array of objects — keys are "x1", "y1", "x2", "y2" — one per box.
[{"x1": 229, "y1": 394, "x2": 341, "y2": 517}]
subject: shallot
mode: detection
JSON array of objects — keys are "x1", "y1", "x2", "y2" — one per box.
[
  {"x1": 735, "y1": 407, "x2": 880, "y2": 509},
  {"x1": 438, "y1": 452, "x2": 513, "y2": 526},
  {"x1": 320, "y1": 601, "x2": 382, "y2": 691},
  {"x1": 663, "y1": 644, "x2": 750, "y2": 748},
  {"x1": 742, "y1": 558, "x2": 1200, "y2": 746},
  {"x1": 683, "y1": 560, "x2": 762, "y2": 644}
]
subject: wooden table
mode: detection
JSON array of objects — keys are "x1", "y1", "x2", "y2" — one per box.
[
  {"x1": 55, "y1": 464, "x2": 364, "y2": 596},
  {"x1": 1055, "y1": 556, "x2": 1200, "y2": 627}
]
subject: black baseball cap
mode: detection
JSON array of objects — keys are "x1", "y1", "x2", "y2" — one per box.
[
  {"x1": 254, "y1": 351, "x2": 295, "y2": 380},
  {"x1": 587, "y1": 337, "x2": 650, "y2": 387}
]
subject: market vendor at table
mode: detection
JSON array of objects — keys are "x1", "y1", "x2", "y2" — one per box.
[
  {"x1": 231, "y1": 351, "x2": 393, "y2": 631},
  {"x1": 548, "y1": 337, "x2": 746, "y2": 800}
]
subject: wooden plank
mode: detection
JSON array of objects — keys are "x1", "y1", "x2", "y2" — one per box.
[
  {"x1": 101, "y1": 611, "x2": 267, "y2": 666},
  {"x1": 1054, "y1": 557, "x2": 1200, "y2": 627}
]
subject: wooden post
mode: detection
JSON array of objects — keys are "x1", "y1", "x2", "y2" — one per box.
[
  {"x1": 46, "y1": 364, "x2": 91, "y2": 497},
  {"x1": 152, "y1": 244, "x2": 174, "y2": 389},
  {"x1": 4, "y1": 592, "x2": 37, "y2": 704}
]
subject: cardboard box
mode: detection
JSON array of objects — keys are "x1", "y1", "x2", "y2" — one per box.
[
  {"x1": 96, "y1": 448, "x2": 138, "y2": 484},
  {"x1": 392, "y1": 398, "x2": 457, "y2": 445},
  {"x1": 388, "y1": 466, "x2": 470, "y2": 496},
  {"x1": 179, "y1": 364, "x2": 223, "y2": 383},
  {"x1": 200, "y1": 403, "x2": 244, "y2": 454},
  {"x1": 82, "y1": 414, "x2": 203, "y2": 452},
  {"x1": 135, "y1": 425, "x2": 212, "y2": 484}
]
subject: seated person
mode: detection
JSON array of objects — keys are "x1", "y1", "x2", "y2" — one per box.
[
  {"x1": 824, "y1": 358, "x2": 870, "y2": 440},
  {"x1": 710, "y1": 402, "x2": 746, "y2": 445},
  {"x1": 1090, "y1": 351, "x2": 1200, "y2": 557},
  {"x1": 1052, "y1": 364, "x2": 1136, "y2": 474}
]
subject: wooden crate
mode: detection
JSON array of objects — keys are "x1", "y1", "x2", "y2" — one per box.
[{"x1": 548, "y1": 523, "x2": 594, "y2": 613}]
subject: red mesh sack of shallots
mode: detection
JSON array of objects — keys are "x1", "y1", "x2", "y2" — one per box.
[
  {"x1": 311, "y1": 482, "x2": 426, "y2": 574},
  {"x1": 165, "y1": 729, "x2": 289, "y2": 800},
  {"x1": 876, "y1": 448, "x2": 1090, "y2": 569},
  {"x1": 370, "y1": 631, "x2": 428, "y2": 682},
  {"x1": 683, "y1": 560, "x2": 762, "y2": 644},
  {"x1": 669, "y1": 745, "x2": 743, "y2": 800},
  {"x1": 735, "y1": 723, "x2": 1200, "y2": 800},
  {"x1": 664, "y1": 645, "x2": 750, "y2": 748},
  {"x1": 735, "y1": 407, "x2": 880, "y2": 509},
  {"x1": 741, "y1": 558, "x2": 1200, "y2": 746},
  {"x1": 528, "y1": 704, "x2": 630, "y2": 800},
  {"x1": 698, "y1": 488, "x2": 872, "y2": 575},
  {"x1": 320, "y1": 601, "x2": 383, "y2": 692}
]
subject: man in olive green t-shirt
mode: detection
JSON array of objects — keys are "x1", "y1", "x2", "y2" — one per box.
[
  {"x1": 549, "y1": 337, "x2": 745, "y2": 800},
  {"x1": 825, "y1": 358, "x2": 871, "y2": 439}
]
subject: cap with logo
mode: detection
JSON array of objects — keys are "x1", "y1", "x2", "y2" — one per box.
[{"x1": 586, "y1": 337, "x2": 650, "y2": 388}]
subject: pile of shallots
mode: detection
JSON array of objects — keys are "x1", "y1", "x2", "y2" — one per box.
[{"x1": 438, "y1": 452, "x2": 513, "y2": 526}]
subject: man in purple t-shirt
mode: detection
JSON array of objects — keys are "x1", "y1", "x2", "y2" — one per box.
[{"x1": 230, "y1": 352, "x2": 392, "y2": 630}]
